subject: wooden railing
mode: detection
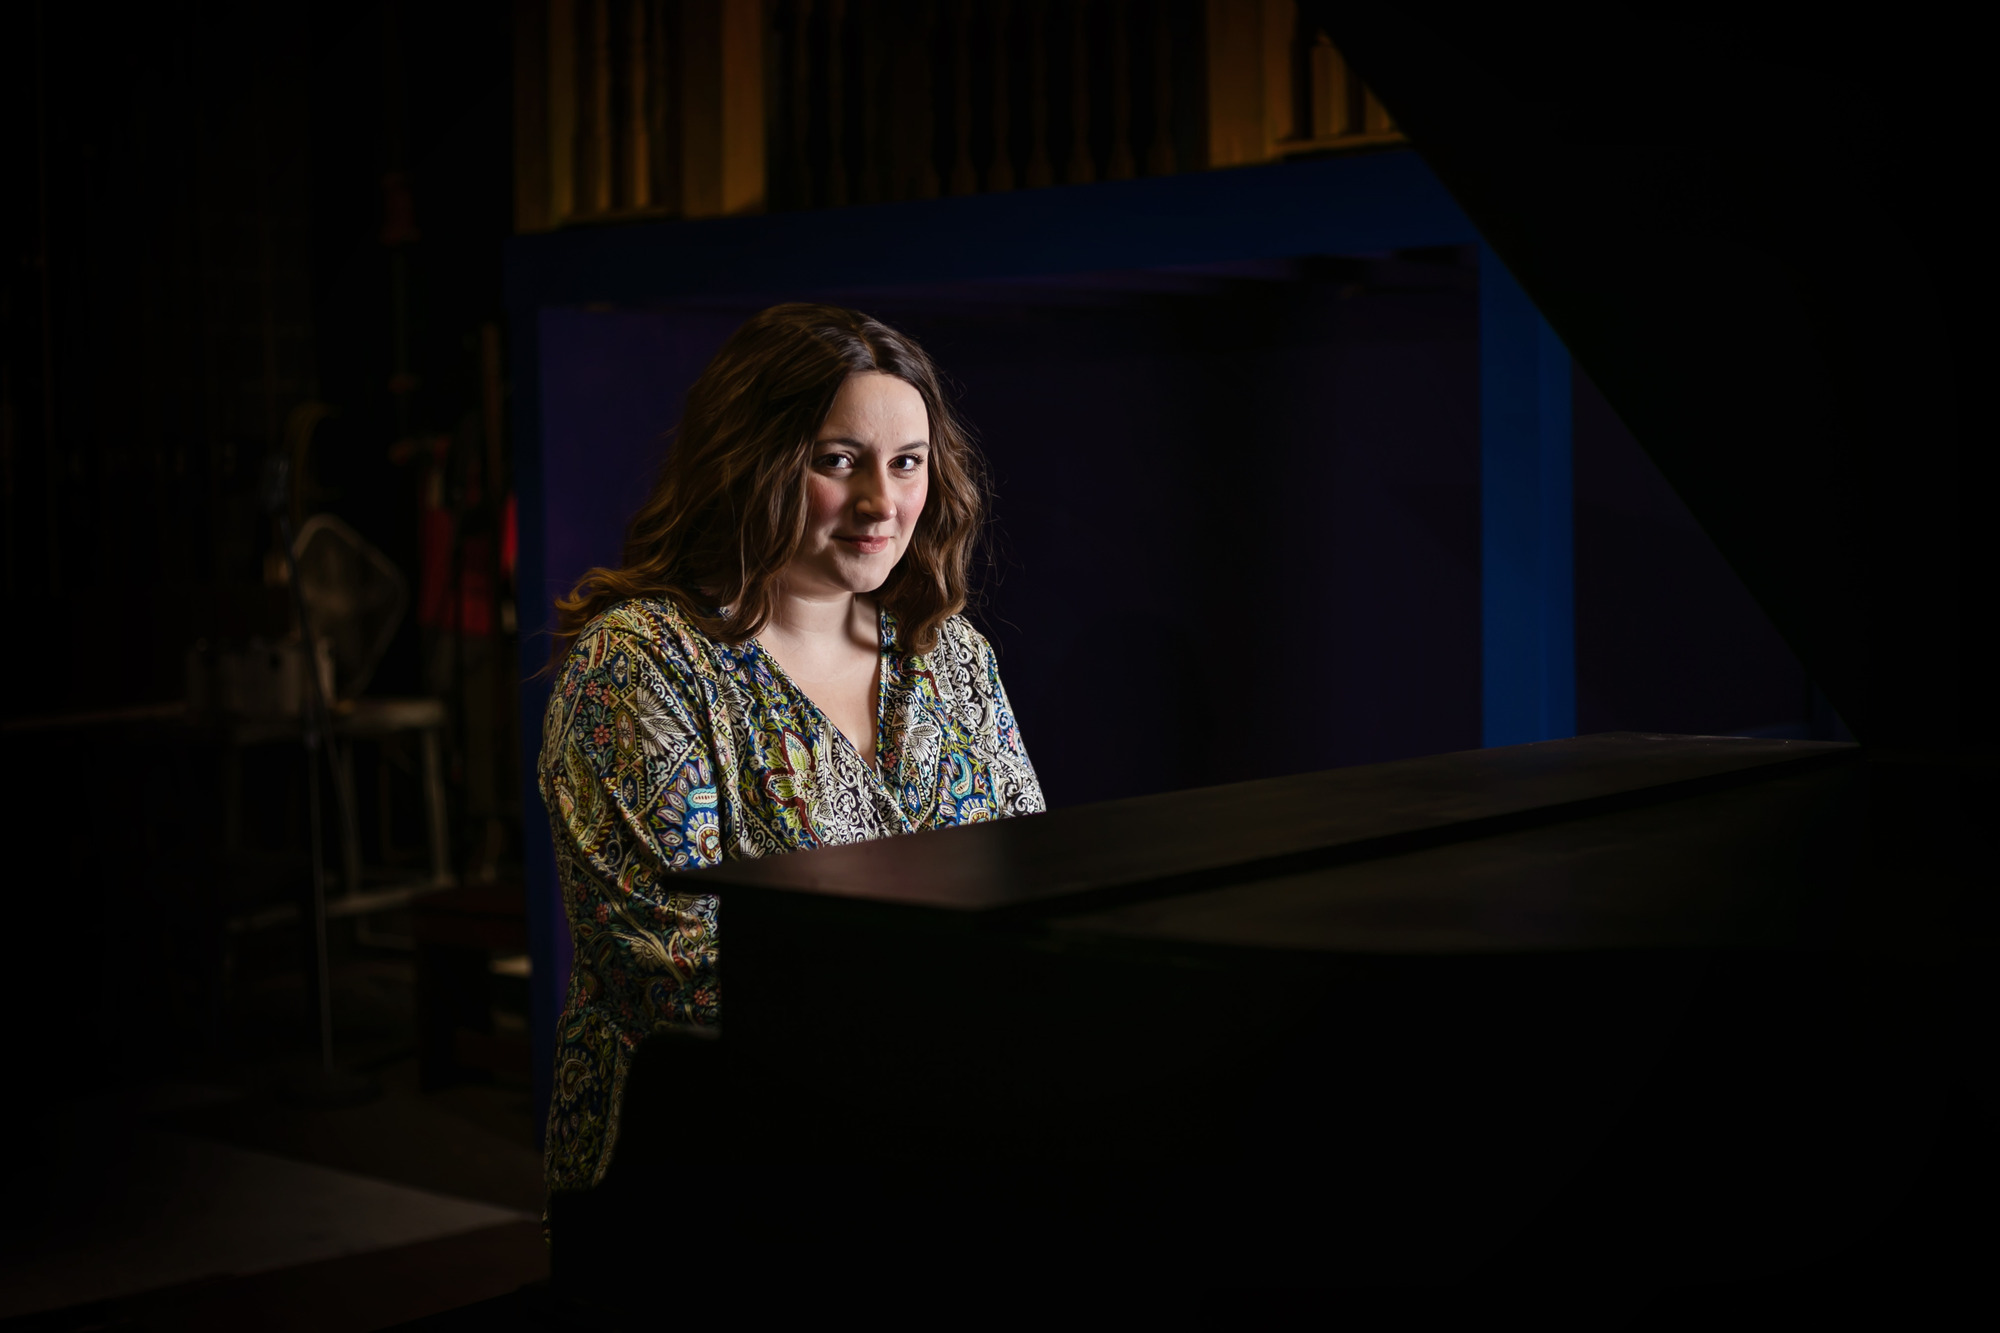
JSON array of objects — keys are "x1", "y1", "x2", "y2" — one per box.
[
  {"x1": 1206, "y1": 0, "x2": 1400, "y2": 167},
  {"x1": 514, "y1": 0, "x2": 1400, "y2": 231},
  {"x1": 513, "y1": 0, "x2": 766, "y2": 229}
]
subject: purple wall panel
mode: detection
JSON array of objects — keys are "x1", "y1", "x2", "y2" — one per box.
[
  {"x1": 922, "y1": 291, "x2": 1483, "y2": 804},
  {"x1": 529, "y1": 260, "x2": 1487, "y2": 816},
  {"x1": 534, "y1": 307, "x2": 743, "y2": 606}
]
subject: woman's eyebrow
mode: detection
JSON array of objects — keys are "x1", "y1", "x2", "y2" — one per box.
[{"x1": 813, "y1": 435, "x2": 930, "y2": 451}]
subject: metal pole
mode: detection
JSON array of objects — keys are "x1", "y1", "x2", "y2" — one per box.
[
  {"x1": 279, "y1": 506, "x2": 343, "y2": 1075},
  {"x1": 263, "y1": 452, "x2": 374, "y2": 1103},
  {"x1": 304, "y1": 697, "x2": 334, "y2": 1073}
]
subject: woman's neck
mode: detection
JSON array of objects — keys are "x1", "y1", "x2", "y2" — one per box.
[
  {"x1": 755, "y1": 585, "x2": 884, "y2": 765},
  {"x1": 757, "y1": 584, "x2": 878, "y2": 663},
  {"x1": 765, "y1": 586, "x2": 859, "y2": 639}
]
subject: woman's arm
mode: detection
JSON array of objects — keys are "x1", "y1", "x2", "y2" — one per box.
[
  {"x1": 542, "y1": 615, "x2": 724, "y2": 1030},
  {"x1": 957, "y1": 621, "x2": 1047, "y2": 818}
]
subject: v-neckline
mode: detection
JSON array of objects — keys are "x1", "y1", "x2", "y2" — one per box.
[{"x1": 751, "y1": 606, "x2": 893, "y2": 785}]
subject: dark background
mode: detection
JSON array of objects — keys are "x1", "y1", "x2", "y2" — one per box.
[
  {"x1": 1324, "y1": 8, "x2": 1986, "y2": 757},
  {"x1": 0, "y1": 14, "x2": 1982, "y2": 1313},
  {"x1": 2, "y1": 0, "x2": 518, "y2": 1096},
  {"x1": 0, "y1": 0, "x2": 513, "y2": 713},
  {"x1": 0, "y1": 4, "x2": 1987, "y2": 1323}
]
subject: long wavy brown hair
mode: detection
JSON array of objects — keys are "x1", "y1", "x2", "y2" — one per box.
[{"x1": 549, "y1": 303, "x2": 989, "y2": 669}]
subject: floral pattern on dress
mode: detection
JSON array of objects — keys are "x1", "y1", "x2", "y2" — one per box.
[{"x1": 538, "y1": 597, "x2": 1045, "y2": 1191}]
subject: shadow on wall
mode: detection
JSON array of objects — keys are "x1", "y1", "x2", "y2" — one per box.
[
  {"x1": 1572, "y1": 370, "x2": 1835, "y2": 742},
  {"x1": 532, "y1": 249, "x2": 1825, "y2": 809}
]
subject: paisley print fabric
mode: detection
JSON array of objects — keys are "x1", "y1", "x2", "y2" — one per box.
[{"x1": 538, "y1": 597, "x2": 1045, "y2": 1191}]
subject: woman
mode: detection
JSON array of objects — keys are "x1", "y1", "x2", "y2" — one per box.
[{"x1": 538, "y1": 304, "x2": 1045, "y2": 1192}]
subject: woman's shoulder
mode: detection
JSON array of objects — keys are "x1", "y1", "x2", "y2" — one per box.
[
  {"x1": 544, "y1": 598, "x2": 717, "y2": 764},
  {"x1": 931, "y1": 611, "x2": 995, "y2": 659},
  {"x1": 564, "y1": 597, "x2": 713, "y2": 680},
  {"x1": 924, "y1": 614, "x2": 1008, "y2": 699},
  {"x1": 923, "y1": 614, "x2": 1031, "y2": 761}
]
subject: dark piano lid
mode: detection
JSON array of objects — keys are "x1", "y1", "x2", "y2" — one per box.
[{"x1": 684, "y1": 733, "x2": 1858, "y2": 928}]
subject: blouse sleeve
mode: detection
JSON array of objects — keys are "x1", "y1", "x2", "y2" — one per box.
[
  {"x1": 541, "y1": 616, "x2": 723, "y2": 1031},
  {"x1": 965, "y1": 623, "x2": 1048, "y2": 817}
]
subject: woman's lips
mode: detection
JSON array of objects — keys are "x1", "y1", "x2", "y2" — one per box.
[{"x1": 835, "y1": 534, "x2": 892, "y2": 554}]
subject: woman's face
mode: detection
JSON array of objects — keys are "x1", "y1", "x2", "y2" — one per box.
[{"x1": 787, "y1": 371, "x2": 931, "y2": 599}]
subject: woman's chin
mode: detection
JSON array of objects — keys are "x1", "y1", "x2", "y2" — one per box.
[
  {"x1": 846, "y1": 567, "x2": 896, "y2": 595},
  {"x1": 797, "y1": 552, "x2": 899, "y2": 597}
]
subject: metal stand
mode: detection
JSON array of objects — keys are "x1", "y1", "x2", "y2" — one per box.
[{"x1": 265, "y1": 456, "x2": 380, "y2": 1108}]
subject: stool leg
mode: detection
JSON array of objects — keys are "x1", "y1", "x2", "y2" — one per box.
[
  {"x1": 333, "y1": 741, "x2": 363, "y2": 899},
  {"x1": 421, "y1": 725, "x2": 452, "y2": 886}
]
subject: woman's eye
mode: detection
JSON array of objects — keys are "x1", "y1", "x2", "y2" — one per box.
[
  {"x1": 817, "y1": 453, "x2": 852, "y2": 469},
  {"x1": 892, "y1": 455, "x2": 926, "y2": 472}
]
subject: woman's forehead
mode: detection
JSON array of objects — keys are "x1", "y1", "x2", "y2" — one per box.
[{"x1": 819, "y1": 373, "x2": 928, "y2": 439}]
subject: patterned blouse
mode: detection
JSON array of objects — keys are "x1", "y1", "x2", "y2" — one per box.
[{"x1": 538, "y1": 596, "x2": 1045, "y2": 1191}]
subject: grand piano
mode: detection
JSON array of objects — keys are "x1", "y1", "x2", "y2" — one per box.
[
  {"x1": 519, "y1": 11, "x2": 1987, "y2": 1307},
  {"x1": 548, "y1": 731, "x2": 1986, "y2": 1299}
]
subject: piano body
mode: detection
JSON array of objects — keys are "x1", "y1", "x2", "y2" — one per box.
[{"x1": 549, "y1": 732, "x2": 1982, "y2": 1293}]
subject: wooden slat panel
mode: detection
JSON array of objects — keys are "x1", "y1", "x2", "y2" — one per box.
[
  {"x1": 1309, "y1": 31, "x2": 1349, "y2": 138},
  {"x1": 1258, "y1": 0, "x2": 1292, "y2": 152},
  {"x1": 514, "y1": 0, "x2": 553, "y2": 230},
  {"x1": 586, "y1": 0, "x2": 613, "y2": 213},
  {"x1": 626, "y1": 0, "x2": 651, "y2": 208},
  {"x1": 1105, "y1": 0, "x2": 1135, "y2": 179},
  {"x1": 1203, "y1": 0, "x2": 1261, "y2": 166},
  {"x1": 1025, "y1": 0, "x2": 1054, "y2": 186},
  {"x1": 1065, "y1": 0, "x2": 1094, "y2": 183},
  {"x1": 680, "y1": 0, "x2": 766, "y2": 217},
  {"x1": 1363, "y1": 84, "x2": 1394, "y2": 134},
  {"x1": 949, "y1": 0, "x2": 977, "y2": 195},
  {"x1": 1145, "y1": 0, "x2": 1176, "y2": 174},
  {"x1": 646, "y1": 0, "x2": 679, "y2": 214},
  {"x1": 986, "y1": 0, "x2": 1016, "y2": 191},
  {"x1": 546, "y1": 0, "x2": 578, "y2": 224},
  {"x1": 827, "y1": 0, "x2": 850, "y2": 207},
  {"x1": 515, "y1": 0, "x2": 1396, "y2": 228},
  {"x1": 785, "y1": 0, "x2": 814, "y2": 210},
  {"x1": 858, "y1": 6, "x2": 886, "y2": 204}
]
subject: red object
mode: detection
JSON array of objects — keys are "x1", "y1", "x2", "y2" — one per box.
[
  {"x1": 414, "y1": 435, "x2": 501, "y2": 636},
  {"x1": 419, "y1": 514, "x2": 496, "y2": 635},
  {"x1": 501, "y1": 492, "x2": 518, "y2": 580}
]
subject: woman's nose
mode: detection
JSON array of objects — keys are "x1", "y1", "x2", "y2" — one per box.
[{"x1": 853, "y1": 468, "x2": 894, "y2": 519}]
